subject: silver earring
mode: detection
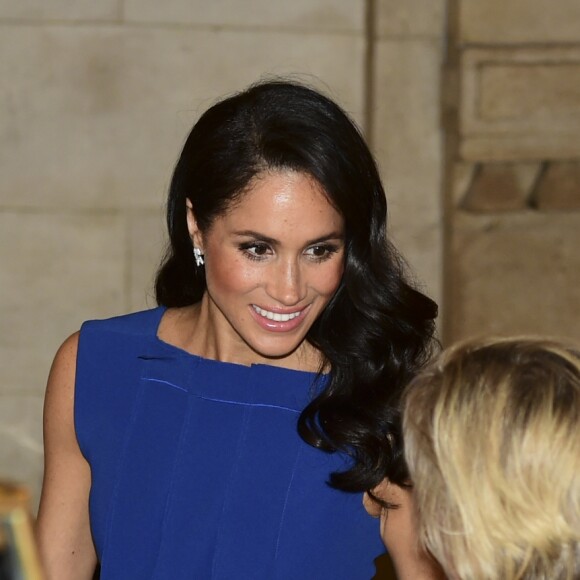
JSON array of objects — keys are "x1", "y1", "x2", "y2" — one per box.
[{"x1": 193, "y1": 246, "x2": 205, "y2": 267}]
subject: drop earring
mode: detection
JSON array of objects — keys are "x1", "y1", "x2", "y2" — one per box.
[{"x1": 193, "y1": 246, "x2": 205, "y2": 267}]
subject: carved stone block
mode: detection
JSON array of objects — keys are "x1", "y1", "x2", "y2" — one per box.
[
  {"x1": 533, "y1": 161, "x2": 580, "y2": 210},
  {"x1": 460, "y1": 162, "x2": 541, "y2": 211},
  {"x1": 448, "y1": 213, "x2": 580, "y2": 342},
  {"x1": 375, "y1": 0, "x2": 446, "y2": 37},
  {"x1": 459, "y1": 0, "x2": 580, "y2": 44},
  {"x1": 0, "y1": 0, "x2": 118, "y2": 20},
  {"x1": 459, "y1": 47, "x2": 580, "y2": 161},
  {"x1": 123, "y1": 0, "x2": 364, "y2": 32}
]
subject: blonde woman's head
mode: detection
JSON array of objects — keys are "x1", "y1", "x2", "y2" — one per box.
[{"x1": 403, "y1": 337, "x2": 580, "y2": 580}]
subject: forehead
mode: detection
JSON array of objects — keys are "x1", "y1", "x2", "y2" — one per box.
[{"x1": 218, "y1": 170, "x2": 344, "y2": 233}]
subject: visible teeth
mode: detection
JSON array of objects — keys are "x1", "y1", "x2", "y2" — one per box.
[{"x1": 253, "y1": 305, "x2": 302, "y2": 322}]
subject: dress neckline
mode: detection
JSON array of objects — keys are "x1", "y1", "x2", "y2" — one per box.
[{"x1": 152, "y1": 305, "x2": 325, "y2": 378}]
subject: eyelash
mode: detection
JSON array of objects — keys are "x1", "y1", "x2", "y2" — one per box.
[
  {"x1": 239, "y1": 242, "x2": 270, "y2": 262},
  {"x1": 238, "y1": 242, "x2": 340, "y2": 263},
  {"x1": 305, "y1": 244, "x2": 340, "y2": 262}
]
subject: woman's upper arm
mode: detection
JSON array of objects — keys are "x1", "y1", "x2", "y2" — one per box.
[
  {"x1": 36, "y1": 332, "x2": 97, "y2": 580},
  {"x1": 364, "y1": 481, "x2": 446, "y2": 580}
]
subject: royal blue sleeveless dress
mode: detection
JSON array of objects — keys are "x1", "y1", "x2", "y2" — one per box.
[{"x1": 75, "y1": 307, "x2": 384, "y2": 579}]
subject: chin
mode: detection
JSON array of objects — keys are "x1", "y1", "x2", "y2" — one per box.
[
  {"x1": 249, "y1": 337, "x2": 304, "y2": 361},
  {"x1": 254, "y1": 346, "x2": 299, "y2": 361}
]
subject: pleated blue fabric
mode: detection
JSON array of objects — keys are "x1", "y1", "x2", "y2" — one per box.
[{"x1": 75, "y1": 307, "x2": 384, "y2": 579}]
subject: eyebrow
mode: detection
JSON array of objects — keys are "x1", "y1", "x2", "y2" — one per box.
[{"x1": 233, "y1": 230, "x2": 345, "y2": 246}]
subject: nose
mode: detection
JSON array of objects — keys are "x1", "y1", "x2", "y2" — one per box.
[{"x1": 266, "y1": 258, "x2": 305, "y2": 306}]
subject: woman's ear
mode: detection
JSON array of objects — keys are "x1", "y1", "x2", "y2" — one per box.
[{"x1": 186, "y1": 199, "x2": 204, "y2": 251}]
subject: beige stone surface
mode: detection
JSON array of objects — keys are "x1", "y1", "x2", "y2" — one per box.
[
  {"x1": 0, "y1": 211, "x2": 125, "y2": 396},
  {"x1": 0, "y1": 25, "x2": 364, "y2": 210},
  {"x1": 460, "y1": 47, "x2": 580, "y2": 161},
  {"x1": 460, "y1": 134, "x2": 580, "y2": 163},
  {"x1": 375, "y1": 0, "x2": 446, "y2": 38},
  {"x1": 534, "y1": 161, "x2": 580, "y2": 210},
  {"x1": 123, "y1": 0, "x2": 364, "y2": 32},
  {"x1": 390, "y1": 221, "x2": 442, "y2": 309},
  {"x1": 0, "y1": 0, "x2": 118, "y2": 21},
  {"x1": 460, "y1": 0, "x2": 580, "y2": 44},
  {"x1": 479, "y1": 63, "x2": 580, "y2": 122},
  {"x1": 372, "y1": 38, "x2": 443, "y2": 308},
  {"x1": 460, "y1": 162, "x2": 541, "y2": 212},
  {"x1": 449, "y1": 212, "x2": 580, "y2": 342},
  {"x1": 450, "y1": 162, "x2": 476, "y2": 207},
  {"x1": 0, "y1": 395, "x2": 44, "y2": 511},
  {"x1": 128, "y1": 209, "x2": 167, "y2": 311}
]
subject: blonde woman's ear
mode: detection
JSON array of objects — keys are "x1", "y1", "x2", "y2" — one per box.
[{"x1": 365, "y1": 481, "x2": 446, "y2": 580}]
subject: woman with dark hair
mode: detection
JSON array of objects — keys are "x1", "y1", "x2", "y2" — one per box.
[{"x1": 37, "y1": 80, "x2": 438, "y2": 579}]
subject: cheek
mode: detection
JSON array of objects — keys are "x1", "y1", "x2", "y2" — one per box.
[
  {"x1": 205, "y1": 253, "x2": 260, "y2": 297},
  {"x1": 314, "y1": 261, "x2": 344, "y2": 296}
]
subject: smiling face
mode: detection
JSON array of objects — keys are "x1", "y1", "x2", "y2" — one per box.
[{"x1": 187, "y1": 170, "x2": 345, "y2": 364}]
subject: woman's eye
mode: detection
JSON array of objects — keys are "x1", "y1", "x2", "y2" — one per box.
[
  {"x1": 240, "y1": 242, "x2": 271, "y2": 260},
  {"x1": 305, "y1": 245, "x2": 337, "y2": 261}
]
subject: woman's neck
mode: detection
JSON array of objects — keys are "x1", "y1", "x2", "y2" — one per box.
[{"x1": 158, "y1": 302, "x2": 324, "y2": 373}]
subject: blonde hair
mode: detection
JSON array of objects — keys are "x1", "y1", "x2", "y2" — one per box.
[{"x1": 403, "y1": 337, "x2": 580, "y2": 580}]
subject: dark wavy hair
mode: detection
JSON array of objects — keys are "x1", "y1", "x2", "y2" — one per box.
[{"x1": 155, "y1": 80, "x2": 438, "y2": 492}]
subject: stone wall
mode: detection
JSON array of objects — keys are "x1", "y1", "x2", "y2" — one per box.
[{"x1": 445, "y1": 0, "x2": 580, "y2": 342}]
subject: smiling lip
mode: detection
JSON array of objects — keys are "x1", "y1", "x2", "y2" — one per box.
[{"x1": 250, "y1": 304, "x2": 310, "y2": 332}]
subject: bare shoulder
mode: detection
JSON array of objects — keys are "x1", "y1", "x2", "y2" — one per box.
[
  {"x1": 37, "y1": 331, "x2": 98, "y2": 578},
  {"x1": 43, "y1": 332, "x2": 80, "y2": 426},
  {"x1": 50, "y1": 331, "x2": 80, "y2": 379},
  {"x1": 42, "y1": 330, "x2": 83, "y2": 467}
]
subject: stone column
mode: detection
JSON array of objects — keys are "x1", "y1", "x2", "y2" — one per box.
[{"x1": 371, "y1": 0, "x2": 447, "y2": 316}]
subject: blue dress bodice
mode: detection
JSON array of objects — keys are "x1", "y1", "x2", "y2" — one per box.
[{"x1": 75, "y1": 307, "x2": 383, "y2": 579}]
